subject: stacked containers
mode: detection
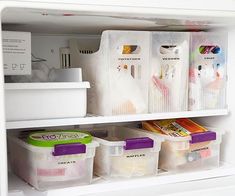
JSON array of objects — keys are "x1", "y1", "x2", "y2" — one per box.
[
  {"x1": 69, "y1": 30, "x2": 227, "y2": 115},
  {"x1": 8, "y1": 130, "x2": 99, "y2": 190},
  {"x1": 149, "y1": 32, "x2": 190, "y2": 113},
  {"x1": 89, "y1": 126, "x2": 163, "y2": 178},
  {"x1": 142, "y1": 119, "x2": 224, "y2": 172},
  {"x1": 189, "y1": 32, "x2": 227, "y2": 110},
  {"x1": 69, "y1": 30, "x2": 150, "y2": 116}
]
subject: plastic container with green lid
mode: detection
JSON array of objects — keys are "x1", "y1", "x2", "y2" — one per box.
[
  {"x1": 8, "y1": 130, "x2": 99, "y2": 190},
  {"x1": 27, "y1": 130, "x2": 92, "y2": 147}
]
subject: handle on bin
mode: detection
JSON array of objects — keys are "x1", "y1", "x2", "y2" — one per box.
[
  {"x1": 124, "y1": 137, "x2": 154, "y2": 150},
  {"x1": 53, "y1": 143, "x2": 86, "y2": 156},
  {"x1": 190, "y1": 131, "x2": 216, "y2": 144}
]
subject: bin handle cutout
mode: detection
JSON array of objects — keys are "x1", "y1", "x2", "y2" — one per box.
[
  {"x1": 124, "y1": 137, "x2": 154, "y2": 150},
  {"x1": 53, "y1": 143, "x2": 86, "y2": 156},
  {"x1": 160, "y1": 45, "x2": 179, "y2": 54},
  {"x1": 199, "y1": 45, "x2": 221, "y2": 54},
  {"x1": 120, "y1": 45, "x2": 141, "y2": 54}
]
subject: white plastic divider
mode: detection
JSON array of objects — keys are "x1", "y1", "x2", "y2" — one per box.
[{"x1": 6, "y1": 109, "x2": 229, "y2": 129}]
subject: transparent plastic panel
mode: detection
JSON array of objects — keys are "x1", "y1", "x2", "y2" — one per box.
[
  {"x1": 150, "y1": 32, "x2": 190, "y2": 113},
  {"x1": 70, "y1": 30, "x2": 150, "y2": 116},
  {"x1": 8, "y1": 135, "x2": 97, "y2": 190},
  {"x1": 159, "y1": 140, "x2": 221, "y2": 172},
  {"x1": 109, "y1": 149, "x2": 159, "y2": 178},
  {"x1": 108, "y1": 31, "x2": 150, "y2": 115},
  {"x1": 189, "y1": 32, "x2": 227, "y2": 110},
  {"x1": 90, "y1": 126, "x2": 162, "y2": 178}
]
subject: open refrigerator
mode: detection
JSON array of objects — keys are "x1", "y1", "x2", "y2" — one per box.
[{"x1": 1, "y1": 0, "x2": 235, "y2": 196}]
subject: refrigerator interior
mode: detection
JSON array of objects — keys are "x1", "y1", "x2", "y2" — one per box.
[{"x1": 1, "y1": 2, "x2": 235, "y2": 196}]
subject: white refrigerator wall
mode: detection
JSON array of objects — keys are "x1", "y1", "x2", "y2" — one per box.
[
  {"x1": 1, "y1": 1, "x2": 235, "y2": 196},
  {"x1": 0, "y1": 19, "x2": 7, "y2": 196},
  {"x1": 3, "y1": 30, "x2": 235, "y2": 196}
]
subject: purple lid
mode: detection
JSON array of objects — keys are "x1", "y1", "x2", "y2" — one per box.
[
  {"x1": 190, "y1": 131, "x2": 216, "y2": 144},
  {"x1": 124, "y1": 137, "x2": 154, "y2": 150},
  {"x1": 53, "y1": 143, "x2": 86, "y2": 156}
]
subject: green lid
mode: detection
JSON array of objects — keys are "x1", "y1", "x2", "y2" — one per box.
[{"x1": 27, "y1": 130, "x2": 92, "y2": 147}]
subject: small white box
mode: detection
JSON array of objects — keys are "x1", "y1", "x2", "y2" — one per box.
[
  {"x1": 5, "y1": 82, "x2": 90, "y2": 121},
  {"x1": 2, "y1": 31, "x2": 31, "y2": 75}
]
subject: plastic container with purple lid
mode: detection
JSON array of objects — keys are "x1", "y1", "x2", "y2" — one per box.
[
  {"x1": 89, "y1": 126, "x2": 164, "y2": 179},
  {"x1": 8, "y1": 130, "x2": 99, "y2": 190},
  {"x1": 142, "y1": 119, "x2": 225, "y2": 173}
]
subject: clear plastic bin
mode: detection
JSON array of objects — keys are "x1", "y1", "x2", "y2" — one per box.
[
  {"x1": 149, "y1": 32, "x2": 190, "y2": 113},
  {"x1": 89, "y1": 126, "x2": 163, "y2": 179},
  {"x1": 189, "y1": 32, "x2": 227, "y2": 110},
  {"x1": 146, "y1": 128, "x2": 224, "y2": 172},
  {"x1": 69, "y1": 30, "x2": 150, "y2": 116},
  {"x1": 8, "y1": 132, "x2": 99, "y2": 190}
]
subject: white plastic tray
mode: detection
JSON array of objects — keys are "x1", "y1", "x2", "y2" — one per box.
[{"x1": 5, "y1": 82, "x2": 90, "y2": 121}]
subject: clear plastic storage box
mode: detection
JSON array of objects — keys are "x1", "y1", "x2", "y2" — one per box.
[
  {"x1": 149, "y1": 32, "x2": 190, "y2": 113},
  {"x1": 69, "y1": 30, "x2": 191, "y2": 115},
  {"x1": 142, "y1": 121, "x2": 224, "y2": 172},
  {"x1": 89, "y1": 126, "x2": 163, "y2": 179},
  {"x1": 70, "y1": 30, "x2": 150, "y2": 116},
  {"x1": 158, "y1": 130, "x2": 223, "y2": 172},
  {"x1": 189, "y1": 32, "x2": 227, "y2": 110},
  {"x1": 5, "y1": 82, "x2": 90, "y2": 121},
  {"x1": 8, "y1": 131, "x2": 99, "y2": 190}
]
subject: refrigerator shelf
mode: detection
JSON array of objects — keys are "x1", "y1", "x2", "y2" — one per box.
[
  {"x1": 6, "y1": 109, "x2": 229, "y2": 129},
  {"x1": 8, "y1": 163, "x2": 235, "y2": 196}
]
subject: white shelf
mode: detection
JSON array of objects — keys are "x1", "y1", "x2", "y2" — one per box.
[
  {"x1": 8, "y1": 163, "x2": 235, "y2": 196},
  {"x1": 2, "y1": 1, "x2": 235, "y2": 35},
  {"x1": 6, "y1": 109, "x2": 229, "y2": 129}
]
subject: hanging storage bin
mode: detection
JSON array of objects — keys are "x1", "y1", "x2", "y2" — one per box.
[
  {"x1": 8, "y1": 130, "x2": 99, "y2": 190},
  {"x1": 149, "y1": 32, "x2": 190, "y2": 113},
  {"x1": 69, "y1": 30, "x2": 150, "y2": 116},
  {"x1": 189, "y1": 32, "x2": 227, "y2": 110},
  {"x1": 89, "y1": 126, "x2": 163, "y2": 179}
]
